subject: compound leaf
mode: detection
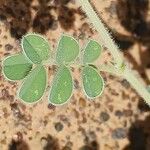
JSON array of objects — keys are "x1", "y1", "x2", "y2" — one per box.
[
  {"x1": 49, "y1": 65, "x2": 73, "y2": 105},
  {"x1": 82, "y1": 65, "x2": 104, "y2": 98},
  {"x1": 2, "y1": 53, "x2": 32, "y2": 81},
  {"x1": 19, "y1": 65, "x2": 47, "y2": 103},
  {"x1": 56, "y1": 35, "x2": 79, "y2": 64},
  {"x1": 83, "y1": 40, "x2": 102, "y2": 64},
  {"x1": 22, "y1": 33, "x2": 50, "y2": 64}
]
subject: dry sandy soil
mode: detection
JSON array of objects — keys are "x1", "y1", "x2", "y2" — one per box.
[{"x1": 0, "y1": 0, "x2": 150, "y2": 150}]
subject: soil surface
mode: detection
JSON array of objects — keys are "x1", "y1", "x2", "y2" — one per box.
[{"x1": 1, "y1": 0, "x2": 150, "y2": 150}]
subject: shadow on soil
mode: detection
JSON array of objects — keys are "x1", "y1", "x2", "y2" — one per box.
[
  {"x1": 123, "y1": 115, "x2": 150, "y2": 150},
  {"x1": 0, "y1": 0, "x2": 76, "y2": 39}
]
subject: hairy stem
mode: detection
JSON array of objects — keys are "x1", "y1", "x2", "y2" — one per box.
[
  {"x1": 77, "y1": 0, "x2": 123, "y2": 66},
  {"x1": 78, "y1": 0, "x2": 150, "y2": 104},
  {"x1": 123, "y1": 68, "x2": 150, "y2": 104}
]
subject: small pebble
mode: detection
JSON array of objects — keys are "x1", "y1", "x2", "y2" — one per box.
[
  {"x1": 54, "y1": 122, "x2": 63, "y2": 132},
  {"x1": 62, "y1": 146, "x2": 72, "y2": 150},
  {"x1": 115, "y1": 110, "x2": 124, "y2": 118},
  {"x1": 48, "y1": 103, "x2": 56, "y2": 110},
  {"x1": 5, "y1": 44, "x2": 13, "y2": 51},
  {"x1": 100, "y1": 112, "x2": 110, "y2": 122},
  {"x1": 112, "y1": 128, "x2": 127, "y2": 139},
  {"x1": 120, "y1": 79, "x2": 130, "y2": 89}
]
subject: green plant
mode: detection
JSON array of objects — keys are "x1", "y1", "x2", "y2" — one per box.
[
  {"x1": 77, "y1": 0, "x2": 150, "y2": 105},
  {"x1": 2, "y1": 33, "x2": 104, "y2": 105},
  {"x1": 2, "y1": 0, "x2": 150, "y2": 106}
]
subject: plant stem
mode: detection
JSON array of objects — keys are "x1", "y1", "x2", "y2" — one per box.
[
  {"x1": 99, "y1": 64, "x2": 150, "y2": 104},
  {"x1": 77, "y1": 0, "x2": 123, "y2": 66},
  {"x1": 123, "y1": 69, "x2": 150, "y2": 104},
  {"x1": 78, "y1": 0, "x2": 150, "y2": 104}
]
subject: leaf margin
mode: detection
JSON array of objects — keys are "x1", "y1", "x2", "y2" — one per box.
[
  {"x1": 2, "y1": 53, "x2": 33, "y2": 81},
  {"x1": 55, "y1": 34, "x2": 80, "y2": 65},
  {"x1": 48, "y1": 65, "x2": 74, "y2": 106},
  {"x1": 82, "y1": 39, "x2": 102, "y2": 64},
  {"x1": 81, "y1": 65, "x2": 105, "y2": 99},
  {"x1": 18, "y1": 64, "x2": 47, "y2": 104},
  {"x1": 21, "y1": 33, "x2": 51, "y2": 64}
]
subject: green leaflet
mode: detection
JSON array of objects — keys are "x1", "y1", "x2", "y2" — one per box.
[
  {"x1": 56, "y1": 35, "x2": 79, "y2": 64},
  {"x1": 49, "y1": 65, "x2": 73, "y2": 105},
  {"x1": 22, "y1": 33, "x2": 50, "y2": 64},
  {"x1": 2, "y1": 33, "x2": 106, "y2": 105},
  {"x1": 2, "y1": 53, "x2": 32, "y2": 81},
  {"x1": 83, "y1": 40, "x2": 102, "y2": 64},
  {"x1": 19, "y1": 65, "x2": 47, "y2": 103},
  {"x1": 82, "y1": 65, "x2": 104, "y2": 98}
]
